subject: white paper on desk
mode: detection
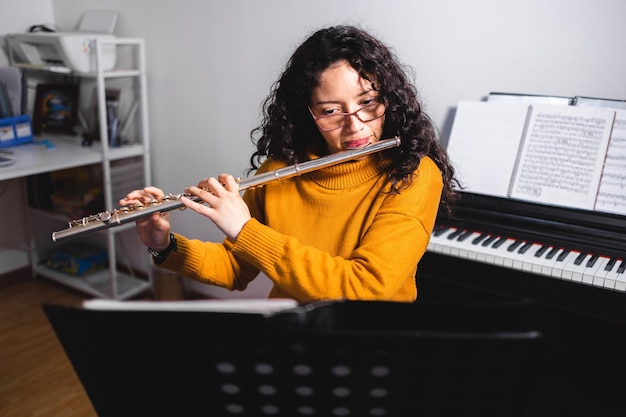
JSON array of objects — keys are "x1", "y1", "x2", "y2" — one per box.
[
  {"x1": 446, "y1": 100, "x2": 530, "y2": 197},
  {"x1": 83, "y1": 298, "x2": 299, "y2": 314}
]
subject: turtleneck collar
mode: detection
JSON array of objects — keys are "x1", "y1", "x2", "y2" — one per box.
[{"x1": 306, "y1": 151, "x2": 388, "y2": 190}]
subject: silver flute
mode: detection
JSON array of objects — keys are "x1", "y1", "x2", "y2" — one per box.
[{"x1": 52, "y1": 136, "x2": 400, "y2": 242}]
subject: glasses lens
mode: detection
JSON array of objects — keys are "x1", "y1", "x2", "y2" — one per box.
[
  {"x1": 317, "y1": 115, "x2": 345, "y2": 130},
  {"x1": 356, "y1": 103, "x2": 385, "y2": 122},
  {"x1": 314, "y1": 102, "x2": 385, "y2": 131}
]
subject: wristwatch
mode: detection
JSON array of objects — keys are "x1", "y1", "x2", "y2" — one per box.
[{"x1": 147, "y1": 233, "x2": 177, "y2": 265}]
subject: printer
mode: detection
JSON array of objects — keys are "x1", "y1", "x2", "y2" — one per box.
[{"x1": 6, "y1": 10, "x2": 119, "y2": 73}]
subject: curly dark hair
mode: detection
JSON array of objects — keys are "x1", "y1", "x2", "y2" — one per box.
[{"x1": 249, "y1": 25, "x2": 459, "y2": 215}]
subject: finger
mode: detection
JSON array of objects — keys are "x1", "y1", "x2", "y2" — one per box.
[
  {"x1": 183, "y1": 185, "x2": 216, "y2": 207},
  {"x1": 194, "y1": 177, "x2": 211, "y2": 189},
  {"x1": 217, "y1": 174, "x2": 240, "y2": 192},
  {"x1": 143, "y1": 186, "x2": 165, "y2": 198},
  {"x1": 187, "y1": 178, "x2": 223, "y2": 197},
  {"x1": 120, "y1": 187, "x2": 164, "y2": 206},
  {"x1": 180, "y1": 192, "x2": 212, "y2": 214}
]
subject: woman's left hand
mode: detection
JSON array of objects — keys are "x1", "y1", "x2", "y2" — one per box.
[{"x1": 181, "y1": 174, "x2": 251, "y2": 241}]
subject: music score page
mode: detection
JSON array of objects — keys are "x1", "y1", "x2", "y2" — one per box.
[
  {"x1": 509, "y1": 105, "x2": 614, "y2": 210},
  {"x1": 446, "y1": 100, "x2": 620, "y2": 214}
]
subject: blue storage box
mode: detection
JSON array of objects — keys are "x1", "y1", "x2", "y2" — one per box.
[
  {"x1": 45, "y1": 244, "x2": 108, "y2": 276},
  {"x1": 0, "y1": 114, "x2": 34, "y2": 148}
]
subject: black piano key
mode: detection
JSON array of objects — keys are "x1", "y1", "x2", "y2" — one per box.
[
  {"x1": 534, "y1": 245, "x2": 549, "y2": 258},
  {"x1": 447, "y1": 228, "x2": 465, "y2": 240},
  {"x1": 492, "y1": 236, "x2": 507, "y2": 248},
  {"x1": 573, "y1": 252, "x2": 587, "y2": 266},
  {"x1": 432, "y1": 224, "x2": 449, "y2": 237},
  {"x1": 457, "y1": 229, "x2": 474, "y2": 241},
  {"x1": 472, "y1": 233, "x2": 489, "y2": 245},
  {"x1": 617, "y1": 260, "x2": 626, "y2": 274},
  {"x1": 605, "y1": 257, "x2": 617, "y2": 271},
  {"x1": 545, "y1": 247, "x2": 560, "y2": 260},
  {"x1": 481, "y1": 234, "x2": 499, "y2": 247},
  {"x1": 518, "y1": 242, "x2": 533, "y2": 254},
  {"x1": 557, "y1": 249, "x2": 571, "y2": 262},
  {"x1": 508, "y1": 240, "x2": 523, "y2": 252},
  {"x1": 585, "y1": 254, "x2": 599, "y2": 268}
]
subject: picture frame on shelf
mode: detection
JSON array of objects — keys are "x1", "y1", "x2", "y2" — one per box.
[{"x1": 32, "y1": 83, "x2": 80, "y2": 135}]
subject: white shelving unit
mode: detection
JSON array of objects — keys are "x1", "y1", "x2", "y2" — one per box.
[{"x1": 5, "y1": 38, "x2": 152, "y2": 299}]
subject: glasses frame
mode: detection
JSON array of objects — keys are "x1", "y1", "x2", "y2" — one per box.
[{"x1": 308, "y1": 101, "x2": 386, "y2": 131}]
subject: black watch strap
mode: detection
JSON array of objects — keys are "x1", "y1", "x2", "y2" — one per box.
[{"x1": 148, "y1": 233, "x2": 177, "y2": 265}]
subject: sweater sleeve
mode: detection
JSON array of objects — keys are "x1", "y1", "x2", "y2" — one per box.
[
  {"x1": 232, "y1": 157, "x2": 443, "y2": 302},
  {"x1": 157, "y1": 234, "x2": 260, "y2": 292}
]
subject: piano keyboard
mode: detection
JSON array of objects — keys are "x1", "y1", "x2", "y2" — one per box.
[{"x1": 427, "y1": 225, "x2": 626, "y2": 292}]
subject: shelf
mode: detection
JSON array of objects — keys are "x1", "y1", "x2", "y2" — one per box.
[
  {"x1": 0, "y1": 135, "x2": 101, "y2": 181},
  {"x1": 15, "y1": 63, "x2": 141, "y2": 78},
  {"x1": 0, "y1": 136, "x2": 146, "y2": 181},
  {"x1": 3, "y1": 36, "x2": 152, "y2": 299},
  {"x1": 107, "y1": 143, "x2": 147, "y2": 160},
  {"x1": 34, "y1": 264, "x2": 151, "y2": 299},
  {"x1": 83, "y1": 69, "x2": 143, "y2": 79}
]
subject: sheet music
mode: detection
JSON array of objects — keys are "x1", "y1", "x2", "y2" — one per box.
[
  {"x1": 595, "y1": 109, "x2": 626, "y2": 215},
  {"x1": 445, "y1": 101, "x2": 530, "y2": 197},
  {"x1": 510, "y1": 105, "x2": 614, "y2": 210},
  {"x1": 448, "y1": 98, "x2": 622, "y2": 215}
]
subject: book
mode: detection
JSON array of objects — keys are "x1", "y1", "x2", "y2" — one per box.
[
  {"x1": 0, "y1": 81, "x2": 13, "y2": 118},
  {"x1": 0, "y1": 67, "x2": 22, "y2": 116},
  {"x1": 446, "y1": 100, "x2": 621, "y2": 214}
]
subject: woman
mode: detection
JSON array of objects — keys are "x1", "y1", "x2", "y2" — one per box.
[{"x1": 121, "y1": 25, "x2": 459, "y2": 303}]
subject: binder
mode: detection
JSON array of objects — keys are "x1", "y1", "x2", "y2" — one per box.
[
  {"x1": 44, "y1": 299, "x2": 544, "y2": 417},
  {"x1": 0, "y1": 114, "x2": 33, "y2": 148}
]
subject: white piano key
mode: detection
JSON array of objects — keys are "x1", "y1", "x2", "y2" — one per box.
[
  {"x1": 553, "y1": 250, "x2": 582, "y2": 281},
  {"x1": 569, "y1": 253, "x2": 591, "y2": 283},
  {"x1": 586, "y1": 256, "x2": 611, "y2": 287},
  {"x1": 507, "y1": 240, "x2": 528, "y2": 271},
  {"x1": 488, "y1": 236, "x2": 513, "y2": 266},
  {"x1": 471, "y1": 233, "x2": 501, "y2": 264},
  {"x1": 481, "y1": 235, "x2": 505, "y2": 265},
  {"x1": 519, "y1": 243, "x2": 546, "y2": 273},
  {"x1": 529, "y1": 244, "x2": 551, "y2": 274},
  {"x1": 610, "y1": 260, "x2": 626, "y2": 292},
  {"x1": 541, "y1": 247, "x2": 566, "y2": 276}
]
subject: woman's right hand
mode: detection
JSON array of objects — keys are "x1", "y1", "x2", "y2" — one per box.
[{"x1": 119, "y1": 186, "x2": 172, "y2": 251}]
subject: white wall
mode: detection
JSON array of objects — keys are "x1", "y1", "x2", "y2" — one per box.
[
  {"x1": 4, "y1": 0, "x2": 626, "y2": 297},
  {"x1": 0, "y1": 0, "x2": 54, "y2": 48}
]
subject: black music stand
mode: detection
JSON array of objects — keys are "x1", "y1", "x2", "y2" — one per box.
[{"x1": 44, "y1": 299, "x2": 544, "y2": 417}]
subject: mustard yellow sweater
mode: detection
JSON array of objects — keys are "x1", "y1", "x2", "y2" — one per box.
[{"x1": 160, "y1": 154, "x2": 443, "y2": 303}]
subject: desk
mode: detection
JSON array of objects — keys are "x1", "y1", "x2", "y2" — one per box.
[
  {"x1": 0, "y1": 135, "x2": 151, "y2": 299},
  {"x1": 0, "y1": 135, "x2": 145, "y2": 181}
]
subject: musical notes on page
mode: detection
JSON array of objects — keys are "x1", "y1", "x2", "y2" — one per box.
[
  {"x1": 595, "y1": 110, "x2": 626, "y2": 215},
  {"x1": 446, "y1": 98, "x2": 624, "y2": 216},
  {"x1": 510, "y1": 106, "x2": 614, "y2": 210}
]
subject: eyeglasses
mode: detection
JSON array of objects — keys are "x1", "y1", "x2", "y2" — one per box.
[{"x1": 309, "y1": 101, "x2": 386, "y2": 131}]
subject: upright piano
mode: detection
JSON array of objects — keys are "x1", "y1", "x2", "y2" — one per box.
[{"x1": 417, "y1": 191, "x2": 626, "y2": 416}]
